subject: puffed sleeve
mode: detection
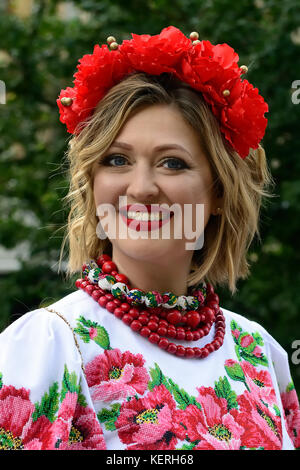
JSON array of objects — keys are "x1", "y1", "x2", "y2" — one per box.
[
  {"x1": 262, "y1": 327, "x2": 300, "y2": 449},
  {"x1": 0, "y1": 308, "x2": 106, "y2": 450}
]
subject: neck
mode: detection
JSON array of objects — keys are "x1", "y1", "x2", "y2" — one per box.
[{"x1": 111, "y1": 248, "x2": 193, "y2": 296}]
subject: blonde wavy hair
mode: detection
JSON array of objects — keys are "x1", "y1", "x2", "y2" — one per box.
[{"x1": 59, "y1": 72, "x2": 275, "y2": 294}]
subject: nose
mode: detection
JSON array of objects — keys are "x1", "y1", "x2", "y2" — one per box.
[{"x1": 126, "y1": 162, "x2": 160, "y2": 201}]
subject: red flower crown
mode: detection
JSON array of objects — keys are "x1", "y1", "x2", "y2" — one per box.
[{"x1": 57, "y1": 26, "x2": 268, "y2": 159}]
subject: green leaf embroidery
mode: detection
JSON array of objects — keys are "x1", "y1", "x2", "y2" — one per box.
[
  {"x1": 60, "y1": 365, "x2": 87, "y2": 407},
  {"x1": 148, "y1": 363, "x2": 201, "y2": 411},
  {"x1": 32, "y1": 381, "x2": 60, "y2": 423},
  {"x1": 97, "y1": 403, "x2": 121, "y2": 431},
  {"x1": 286, "y1": 381, "x2": 295, "y2": 393},
  {"x1": 148, "y1": 363, "x2": 170, "y2": 390},
  {"x1": 177, "y1": 442, "x2": 200, "y2": 450},
  {"x1": 214, "y1": 376, "x2": 238, "y2": 410},
  {"x1": 231, "y1": 321, "x2": 269, "y2": 367},
  {"x1": 74, "y1": 316, "x2": 111, "y2": 350}
]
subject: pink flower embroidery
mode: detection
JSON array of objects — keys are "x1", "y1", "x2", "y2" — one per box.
[
  {"x1": 240, "y1": 334, "x2": 254, "y2": 348},
  {"x1": 55, "y1": 393, "x2": 106, "y2": 450},
  {"x1": 236, "y1": 390, "x2": 282, "y2": 449},
  {"x1": 240, "y1": 361, "x2": 277, "y2": 406},
  {"x1": 89, "y1": 327, "x2": 98, "y2": 340},
  {"x1": 232, "y1": 329, "x2": 240, "y2": 340},
  {"x1": 281, "y1": 388, "x2": 300, "y2": 448},
  {"x1": 85, "y1": 348, "x2": 150, "y2": 403},
  {"x1": 0, "y1": 385, "x2": 54, "y2": 450},
  {"x1": 115, "y1": 384, "x2": 178, "y2": 450},
  {"x1": 194, "y1": 387, "x2": 245, "y2": 449}
]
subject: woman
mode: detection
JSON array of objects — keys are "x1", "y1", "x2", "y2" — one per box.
[{"x1": 0, "y1": 26, "x2": 299, "y2": 450}]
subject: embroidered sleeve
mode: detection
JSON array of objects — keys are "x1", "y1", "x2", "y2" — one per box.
[
  {"x1": 263, "y1": 329, "x2": 300, "y2": 449},
  {"x1": 0, "y1": 309, "x2": 106, "y2": 450}
]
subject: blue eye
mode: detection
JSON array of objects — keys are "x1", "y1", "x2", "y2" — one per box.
[{"x1": 99, "y1": 154, "x2": 187, "y2": 170}]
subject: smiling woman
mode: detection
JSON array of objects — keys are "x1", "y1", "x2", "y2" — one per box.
[{"x1": 0, "y1": 26, "x2": 299, "y2": 451}]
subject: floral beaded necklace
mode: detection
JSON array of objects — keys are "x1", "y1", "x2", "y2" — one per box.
[{"x1": 75, "y1": 254, "x2": 226, "y2": 359}]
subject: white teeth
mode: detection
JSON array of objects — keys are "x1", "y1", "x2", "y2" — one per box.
[{"x1": 126, "y1": 211, "x2": 165, "y2": 221}]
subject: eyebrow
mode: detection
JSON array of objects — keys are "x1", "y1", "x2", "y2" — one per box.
[{"x1": 110, "y1": 141, "x2": 193, "y2": 159}]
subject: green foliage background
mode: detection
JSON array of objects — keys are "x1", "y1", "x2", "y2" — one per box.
[{"x1": 0, "y1": 0, "x2": 299, "y2": 396}]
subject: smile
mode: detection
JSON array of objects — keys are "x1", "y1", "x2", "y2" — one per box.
[{"x1": 119, "y1": 208, "x2": 174, "y2": 231}]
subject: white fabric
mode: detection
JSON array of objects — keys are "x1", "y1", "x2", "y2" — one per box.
[{"x1": 0, "y1": 289, "x2": 298, "y2": 450}]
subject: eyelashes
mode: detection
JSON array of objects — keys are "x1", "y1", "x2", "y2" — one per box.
[{"x1": 98, "y1": 154, "x2": 189, "y2": 170}]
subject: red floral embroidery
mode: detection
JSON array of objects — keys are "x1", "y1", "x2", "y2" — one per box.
[
  {"x1": 174, "y1": 387, "x2": 246, "y2": 450},
  {"x1": 0, "y1": 385, "x2": 55, "y2": 450},
  {"x1": 241, "y1": 361, "x2": 277, "y2": 406},
  {"x1": 55, "y1": 392, "x2": 106, "y2": 450},
  {"x1": 281, "y1": 388, "x2": 300, "y2": 448},
  {"x1": 236, "y1": 390, "x2": 282, "y2": 449},
  {"x1": 115, "y1": 384, "x2": 178, "y2": 450},
  {"x1": 85, "y1": 348, "x2": 150, "y2": 403}
]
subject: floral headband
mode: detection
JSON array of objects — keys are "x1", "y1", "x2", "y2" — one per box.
[{"x1": 57, "y1": 26, "x2": 268, "y2": 159}]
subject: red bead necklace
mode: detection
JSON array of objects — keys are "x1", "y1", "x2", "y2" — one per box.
[{"x1": 75, "y1": 254, "x2": 226, "y2": 359}]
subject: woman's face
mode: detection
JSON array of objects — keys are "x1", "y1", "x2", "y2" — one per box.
[{"x1": 93, "y1": 103, "x2": 219, "y2": 266}]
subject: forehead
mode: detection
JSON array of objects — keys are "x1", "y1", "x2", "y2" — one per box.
[{"x1": 115, "y1": 104, "x2": 202, "y2": 149}]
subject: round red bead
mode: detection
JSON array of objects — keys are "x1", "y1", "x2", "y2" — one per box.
[
  {"x1": 158, "y1": 338, "x2": 169, "y2": 349},
  {"x1": 114, "y1": 273, "x2": 130, "y2": 285},
  {"x1": 176, "y1": 331, "x2": 186, "y2": 340},
  {"x1": 166, "y1": 310, "x2": 182, "y2": 325},
  {"x1": 206, "y1": 343, "x2": 215, "y2": 353},
  {"x1": 91, "y1": 290, "x2": 101, "y2": 301},
  {"x1": 167, "y1": 328, "x2": 176, "y2": 338},
  {"x1": 192, "y1": 331, "x2": 201, "y2": 341},
  {"x1": 122, "y1": 314, "x2": 133, "y2": 325},
  {"x1": 149, "y1": 333, "x2": 160, "y2": 344},
  {"x1": 185, "y1": 331, "x2": 194, "y2": 341},
  {"x1": 96, "y1": 254, "x2": 111, "y2": 266},
  {"x1": 120, "y1": 303, "x2": 130, "y2": 312},
  {"x1": 98, "y1": 296, "x2": 108, "y2": 308},
  {"x1": 186, "y1": 311, "x2": 200, "y2": 329},
  {"x1": 113, "y1": 299, "x2": 121, "y2": 307},
  {"x1": 102, "y1": 261, "x2": 118, "y2": 274},
  {"x1": 157, "y1": 326, "x2": 167, "y2": 336},
  {"x1": 193, "y1": 347, "x2": 202, "y2": 358},
  {"x1": 140, "y1": 327, "x2": 151, "y2": 337},
  {"x1": 106, "y1": 301, "x2": 116, "y2": 313},
  {"x1": 167, "y1": 343, "x2": 177, "y2": 354},
  {"x1": 75, "y1": 279, "x2": 82, "y2": 288},
  {"x1": 201, "y1": 347, "x2": 209, "y2": 358},
  {"x1": 85, "y1": 284, "x2": 94, "y2": 295},
  {"x1": 139, "y1": 315, "x2": 149, "y2": 326},
  {"x1": 130, "y1": 320, "x2": 142, "y2": 331},
  {"x1": 148, "y1": 321, "x2": 158, "y2": 332},
  {"x1": 105, "y1": 293, "x2": 114, "y2": 301},
  {"x1": 175, "y1": 345, "x2": 186, "y2": 357},
  {"x1": 185, "y1": 348, "x2": 195, "y2": 358},
  {"x1": 114, "y1": 308, "x2": 124, "y2": 319}
]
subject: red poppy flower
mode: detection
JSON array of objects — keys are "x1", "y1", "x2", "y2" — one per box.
[
  {"x1": 115, "y1": 384, "x2": 178, "y2": 450},
  {"x1": 85, "y1": 348, "x2": 149, "y2": 403}
]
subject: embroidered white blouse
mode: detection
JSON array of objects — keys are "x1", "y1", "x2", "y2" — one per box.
[{"x1": 0, "y1": 288, "x2": 299, "y2": 450}]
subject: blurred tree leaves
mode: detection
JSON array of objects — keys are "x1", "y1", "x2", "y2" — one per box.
[{"x1": 0, "y1": 0, "x2": 300, "y2": 393}]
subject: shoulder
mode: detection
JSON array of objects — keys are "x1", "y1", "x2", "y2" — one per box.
[
  {"x1": 0, "y1": 291, "x2": 93, "y2": 370},
  {"x1": 221, "y1": 305, "x2": 288, "y2": 359}
]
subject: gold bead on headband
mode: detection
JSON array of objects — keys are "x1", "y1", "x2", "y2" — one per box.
[
  {"x1": 107, "y1": 36, "x2": 119, "y2": 50},
  {"x1": 60, "y1": 97, "x2": 73, "y2": 107},
  {"x1": 189, "y1": 31, "x2": 199, "y2": 41},
  {"x1": 240, "y1": 65, "x2": 248, "y2": 74},
  {"x1": 222, "y1": 89, "x2": 230, "y2": 97}
]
